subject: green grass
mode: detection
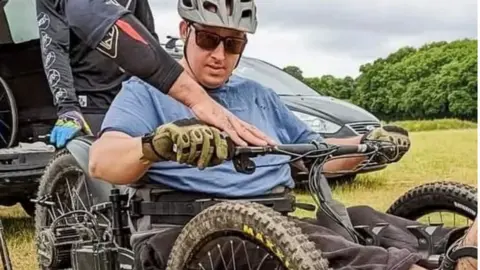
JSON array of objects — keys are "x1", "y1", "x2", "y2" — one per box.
[
  {"x1": 0, "y1": 129, "x2": 477, "y2": 269},
  {"x1": 385, "y1": 118, "x2": 477, "y2": 132},
  {"x1": 294, "y1": 128, "x2": 477, "y2": 219}
]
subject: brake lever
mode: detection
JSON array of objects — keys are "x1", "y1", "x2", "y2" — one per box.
[{"x1": 232, "y1": 154, "x2": 256, "y2": 174}]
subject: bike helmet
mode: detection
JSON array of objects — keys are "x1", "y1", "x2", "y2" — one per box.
[{"x1": 178, "y1": 0, "x2": 258, "y2": 34}]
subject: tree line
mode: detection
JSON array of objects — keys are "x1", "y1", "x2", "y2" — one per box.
[{"x1": 283, "y1": 39, "x2": 477, "y2": 121}]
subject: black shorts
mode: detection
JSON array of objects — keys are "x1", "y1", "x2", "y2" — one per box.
[
  {"x1": 82, "y1": 113, "x2": 106, "y2": 136},
  {"x1": 131, "y1": 206, "x2": 457, "y2": 270}
]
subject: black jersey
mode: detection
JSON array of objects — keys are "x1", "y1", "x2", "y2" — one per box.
[{"x1": 36, "y1": 0, "x2": 158, "y2": 115}]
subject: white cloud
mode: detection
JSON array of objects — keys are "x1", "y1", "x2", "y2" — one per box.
[{"x1": 151, "y1": 0, "x2": 477, "y2": 78}]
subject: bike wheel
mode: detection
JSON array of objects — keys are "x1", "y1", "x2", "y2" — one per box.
[
  {"x1": 386, "y1": 181, "x2": 477, "y2": 226},
  {"x1": 166, "y1": 201, "x2": 329, "y2": 270},
  {"x1": 0, "y1": 76, "x2": 18, "y2": 148},
  {"x1": 34, "y1": 149, "x2": 95, "y2": 269}
]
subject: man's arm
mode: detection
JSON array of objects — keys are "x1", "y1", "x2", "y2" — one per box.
[
  {"x1": 89, "y1": 79, "x2": 158, "y2": 184},
  {"x1": 266, "y1": 89, "x2": 365, "y2": 173},
  {"x1": 36, "y1": 0, "x2": 80, "y2": 115},
  {"x1": 89, "y1": 131, "x2": 151, "y2": 184}
]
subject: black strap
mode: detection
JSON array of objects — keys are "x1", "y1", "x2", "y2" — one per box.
[
  {"x1": 131, "y1": 200, "x2": 217, "y2": 217},
  {"x1": 130, "y1": 195, "x2": 296, "y2": 218}
]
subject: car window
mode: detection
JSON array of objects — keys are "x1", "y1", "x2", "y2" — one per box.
[
  {"x1": 2, "y1": 0, "x2": 39, "y2": 44},
  {"x1": 234, "y1": 58, "x2": 320, "y2": 96}
]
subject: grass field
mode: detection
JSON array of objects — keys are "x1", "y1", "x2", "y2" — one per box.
[{"x1": 0, "y1": 128, "x2": 477, "y2": 269}]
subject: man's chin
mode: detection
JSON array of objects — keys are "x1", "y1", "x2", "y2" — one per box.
[{"x1": 201, "y1": 76, "x2": 229, "y2": 89}]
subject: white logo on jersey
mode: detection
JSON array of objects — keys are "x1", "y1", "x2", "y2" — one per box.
[
  {"x1": 97, "y1": 25, "x2": 119, "y2": 58},
  {"x1": 54, "y1": 88, "x2": 68, "y2": 105},
  {"x1": 40, "y1": 31, "x2": 52, "y2": 50},
  {"x1": 47, "y1": 69, "x2": 61, "y2": 87},
  {"x1": 78, "y1": 95, "x2": 88, "y2": 107},
  {"x1": 37, "y1": 12, "x2": 50, "y2": 30},
  {"x1": 45, "y1": 51, "x2": 56, "y2": 68}
]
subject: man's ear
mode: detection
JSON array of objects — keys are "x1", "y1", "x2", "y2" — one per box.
[{"x1": 179, "y1": 20, "x2": 188, "y2": 41}]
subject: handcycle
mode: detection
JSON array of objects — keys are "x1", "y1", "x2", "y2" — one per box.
[{"x1": 6, "y1": 135, "x2": 474, "y2": 270}]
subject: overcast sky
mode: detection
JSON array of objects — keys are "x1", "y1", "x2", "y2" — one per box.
[{"x1": 151, "y1": 0, "x2": 477, "y2": 78}]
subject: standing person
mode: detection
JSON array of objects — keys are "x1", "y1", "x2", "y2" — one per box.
[
  {"x1": 35, "y1": 0, "x2": 273, "y2": 149},
  {"x1": 36, "y1": 0, "x2": 159, "y2": 148}
]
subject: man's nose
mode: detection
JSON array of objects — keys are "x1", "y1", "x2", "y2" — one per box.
[{"x1": 211, "y1": 41, "x2": 226, "y2": 60}]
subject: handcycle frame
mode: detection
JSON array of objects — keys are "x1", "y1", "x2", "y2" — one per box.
[{"x1": 1, "y1": 137, "x2": 477, "y2": 270}]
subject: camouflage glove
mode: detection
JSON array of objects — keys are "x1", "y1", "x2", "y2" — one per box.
[
  {"x1": 140, "y1": 118, "x2": 231, "y2": 169},
  {"x1": 50, "y1": 111, "x2": 93, "y2": 148},
  {"x1": 361, "y1": 125, "x2": 411, "y2": 163}
]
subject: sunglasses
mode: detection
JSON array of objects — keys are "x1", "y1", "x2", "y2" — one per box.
[{"x1": 191, "y1": 25, "x2": 248, "y2": 55}]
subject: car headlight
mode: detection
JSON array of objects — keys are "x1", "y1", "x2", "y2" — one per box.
[{"x1": 292, "y1": 111, "x2": 342, "y2": 134}]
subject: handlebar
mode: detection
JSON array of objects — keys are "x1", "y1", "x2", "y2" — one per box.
[
  {"x1": 230, "y1": 141, "x2": 384, "y2": 174},
  {"x1": 233, "y1": 142, "x2": 375, "y2": 158}
]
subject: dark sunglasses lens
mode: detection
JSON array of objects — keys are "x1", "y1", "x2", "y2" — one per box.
[
  {"x1": 196, "y1": 31, "x2": 221, "y2": 50},
  {"x1": 224, "y1": 38, "x2": 246, "y2": 54}
]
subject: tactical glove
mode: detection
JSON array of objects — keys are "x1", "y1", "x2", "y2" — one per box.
[
  {"x1": 361, "y1": 125, "x2": 411, "y2": 163},
  {"x1": 50, "y1": 111, "x2": 92, "y2": 148},
  {"x1": 140, "y1": 118, "x2": 230, "y2": 169}
]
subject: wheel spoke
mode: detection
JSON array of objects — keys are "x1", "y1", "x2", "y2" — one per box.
[
  {"x1": 216, "y1": 244, "x2": 228, "y2": 269},
  {"x1": 255, "y1": 254, "x2": 270, "y2": 270},
  {"x1": 0, "y1": 132, "x2": 7, "y2": 145},
  {"x1": 242, "y1": 241, "x2": 253, "y2": 270},
  {"x1": 0, "y1": 118, "x2": 11, "y2": 131},
  {"x1": 230, "y1": 240, "x2": 236, "y2": 270}
]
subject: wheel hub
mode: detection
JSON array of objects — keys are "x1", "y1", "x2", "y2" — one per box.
[{"x1": 37, "y1": 229, "x2": 56, "y2": 268}]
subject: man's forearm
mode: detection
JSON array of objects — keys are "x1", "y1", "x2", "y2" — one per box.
[
  {"x1": 89, "y1": 132, "x2": 151, "y2": 185},
  {"x1": 90, "y1": 14, "x2": 211, "y2": 108},
  {"x1": 37, "y1": 0, "x2": 80, "y2": 115},
  {"x1": 322, "y1": 136, "x2": 365, "y2": 174}
]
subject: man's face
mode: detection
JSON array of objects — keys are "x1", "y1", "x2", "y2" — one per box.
[{"x1": 180, "y1": 21, "x2": 248, "y2": 88}]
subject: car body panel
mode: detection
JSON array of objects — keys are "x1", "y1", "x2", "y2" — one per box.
[{"x1": 0, "y1": 0, "x2": 38, "y2": 45}]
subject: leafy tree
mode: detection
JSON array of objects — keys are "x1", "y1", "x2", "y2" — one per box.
[
  {"x1": 354, "y1": 39, "x2": 477, "y2": 121},
  {"x1": 283, "y1": 65, "x2": 304, "y2": 81},
  {"x1": 290, "y1": 39, "x2": 477, "y2": 121}
]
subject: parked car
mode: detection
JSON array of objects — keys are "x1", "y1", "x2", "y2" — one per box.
[
  {"x1": 0, "y1": 0, "x2": 56, "y2": 216},
  {"x1": 162, "y1": 37, "x2": 386, "y2": 183}
]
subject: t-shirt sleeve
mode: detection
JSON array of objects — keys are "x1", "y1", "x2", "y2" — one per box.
[
  {"x1": 100, "y1": 78, "x2": 159, "y2": 137},
  {"x1": 265, "y1": 88, "x2": 324, "y2": 144}
]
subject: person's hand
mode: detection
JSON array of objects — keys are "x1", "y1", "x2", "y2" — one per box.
[
  {"x1": 50, "y1": 111, "x2": 93, "y2": 148},
  {"x1": 361, "y1": 125, "x2": 411, "y2": 163},
  {"x1": 167, "y1": 72, "x2": 276, "y2": 147},
  {"x1": 140, "y1": 118, "x2": 231, "y2": 169},
  {"x1": 190, "y1": 98, "x2": 276, "y2": 147}
]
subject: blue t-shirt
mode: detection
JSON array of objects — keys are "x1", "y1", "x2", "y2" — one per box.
[{"x1": 100, "y1": 75, "x2": 323, "y2": 197}]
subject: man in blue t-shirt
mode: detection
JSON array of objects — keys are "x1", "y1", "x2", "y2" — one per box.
[{"x1": 89, "y1": 1, "x2": 477, "y2": 269}]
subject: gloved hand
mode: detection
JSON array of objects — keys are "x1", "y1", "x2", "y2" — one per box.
[
  {"x1": 140, "y1": 118, "x2": 231, "y2": 169},
  {"x1": 361, "y1": 125, "x2": 411, "y2": 163},
  {"x1": 50, "y1": 111, "x2": 92, "y2": 148}
]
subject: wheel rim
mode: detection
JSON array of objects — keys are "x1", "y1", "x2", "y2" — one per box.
[
  {"x1": 0, "y1": 76, "x2": 18, "y2": 148},
  {"x1": 416, "y1": 210, "x2": 474, "y2": 228},
  {"x1": 184, "y1": 231, "x2": 286, "y2": 270}
]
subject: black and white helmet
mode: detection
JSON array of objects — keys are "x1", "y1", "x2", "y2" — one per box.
[{"x1": 178, "y1": 0, "x2": 258, "y2": 34}]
